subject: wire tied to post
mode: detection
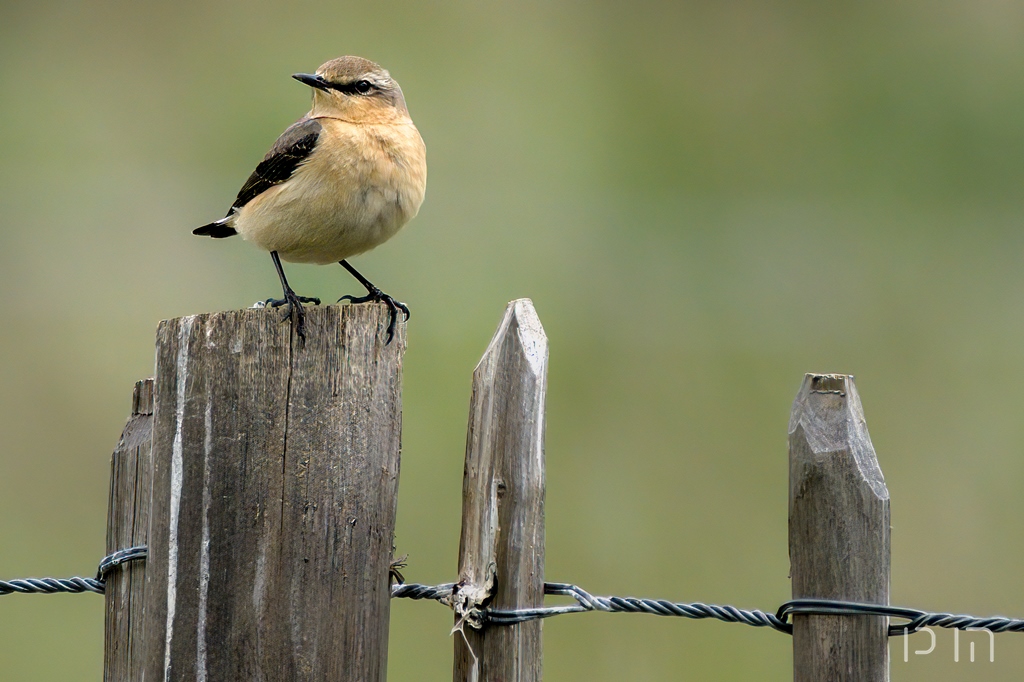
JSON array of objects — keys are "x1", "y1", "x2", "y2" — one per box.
[
  {"x1": 6, "y1": 546, "x2": 1024, "y2": 639},
  {"x1": 0, "y1": 546, "x2": 147, "y2": 596}
]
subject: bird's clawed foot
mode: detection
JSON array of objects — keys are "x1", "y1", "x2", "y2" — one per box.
[
  {"x1": 265, "y1": 291, "x2": 321, "y2": 340},
  {"x1": 338, "y1": 286, "x2": 409, "y2": 345}
]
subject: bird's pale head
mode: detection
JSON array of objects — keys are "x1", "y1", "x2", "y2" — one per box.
[{"x1": 293, "y1": 56, "x2": 410, "y2": 123}]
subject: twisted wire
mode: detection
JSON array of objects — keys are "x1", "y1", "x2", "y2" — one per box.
[
  {"x1": 776, "y1": 599, "x2": 1024, "y2": 636},
  {"x1": 0, "y1": 545, "x2": 147, "y2": 597},
  {"x1": 904, "y1": 612, "x2": 1024, "y2": 635},
  {"x1": 391, "y1": 581, "x2": 1024, "y2": 637},
  {"x1": 489, "y1": 583, "x2": 789, "y2": 630},
  {"x1": 0, "y1": 576, "x2": 105, "y2": 596},
  {"x1": 6, "y1": 545, "x2": 1024, "y2": 641},
  {"x1": 390, "y1": 582, "x2": 455, "y2": 601},
  {"x1": 391, "y1": 581, "x2": 787, "y2": 631}
]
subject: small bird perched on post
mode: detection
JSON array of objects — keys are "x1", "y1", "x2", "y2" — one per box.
[{"x1": 194, "y1": 56, "x2": 427, "y2": 342}]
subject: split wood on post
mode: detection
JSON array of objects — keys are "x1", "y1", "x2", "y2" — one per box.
[
  {"x1": 133, "y1": 303, "x2": 405, "y2": 682},
  {"x1": 104, "y1": 378, "x2": 155, "y2": 682},
  {"x1": 789, "y1": 373, "x2": 891, "y2": 682},
  {"x1": 452, "y1": 299, "x2": 548, "y2": 682}
]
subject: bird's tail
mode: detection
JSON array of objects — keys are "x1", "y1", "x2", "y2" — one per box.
[{"x1": 193, "y1": 216, "x2": 238, "y2": 238}]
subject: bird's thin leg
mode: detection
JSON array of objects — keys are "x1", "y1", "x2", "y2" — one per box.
[
  {"x1": 264, "y1": 251, "x2": 321, "y2": 340},
  {"x1": 337, "y1": 260, "x2": 409, "y2": 345}
]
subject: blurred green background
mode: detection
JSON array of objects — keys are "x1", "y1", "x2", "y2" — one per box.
[{"x1": 2, "y1": 0, "x2": 1024, "y2": 679}]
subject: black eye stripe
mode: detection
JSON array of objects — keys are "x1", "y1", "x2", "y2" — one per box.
[{"x1": 327, "y1": 79, "x2": 377, "y2": 95}]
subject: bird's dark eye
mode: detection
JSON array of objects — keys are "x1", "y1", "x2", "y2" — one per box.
[{"x1": 354, "y1": 80, "x2": 373, "y2": 94}]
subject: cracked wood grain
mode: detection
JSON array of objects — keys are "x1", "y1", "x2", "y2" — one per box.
[
  {"x1": 104, "y1": 378, "x2": 155, "y2": 682},
  {"x1": 789, "y1": 373, "x2": 890, "y2": 682},
  {"x1": 453, "y1": 299, "x2": 548, "y2": 682},
  {"x1": 137, "y1": 303, "x2": 404, "y2": 682}
]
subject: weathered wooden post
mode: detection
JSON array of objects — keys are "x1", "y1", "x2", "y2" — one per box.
[
  {"x1": 452, "y1": 299, "x2": 548, "y2": 682},
  {"x1": 134, "y1": 303, "x2": 404, "y2": 681},
  {"x1": 104, "y1": 378, "x2": 155, "y2": 682},
  {"x1": 789, "y1": 373, "x2": 890, "y2": 681}
]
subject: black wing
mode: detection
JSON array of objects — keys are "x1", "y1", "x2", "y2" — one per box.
[{"x1": 230, "y1": 117, "x2": 323, "y2": 211}]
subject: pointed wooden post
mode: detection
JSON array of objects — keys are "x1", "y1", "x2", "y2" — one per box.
[
  {"x1": 140, "y1": 303, "x2": 405, "y2": 682},
  {"x1": 104, "y1": 378, "x2": 155, "y2": 682},
  {"x1": 452, "y1": 299, "x2": 548, "y2": 682},
  {"x1": 789, "y1": 373, "x2": 890, "y2": 681}
]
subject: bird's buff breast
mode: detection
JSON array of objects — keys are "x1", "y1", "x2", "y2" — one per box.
[{"x1": 236, "y1": 119, "x2": 426, "y2": 264}]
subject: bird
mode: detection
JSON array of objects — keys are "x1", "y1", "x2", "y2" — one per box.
[{"x1": 193, "y1": 56, "x2": 427, "y2": 343}]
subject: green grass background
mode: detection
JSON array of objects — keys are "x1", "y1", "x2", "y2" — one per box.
[{"x1": 2, "y1": 1, "x2": 1024, "y2": 679}]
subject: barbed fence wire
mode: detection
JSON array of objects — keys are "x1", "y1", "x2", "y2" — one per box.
[{"x1": 5, "y1": 546, "x2": 1024, "y2": 638}]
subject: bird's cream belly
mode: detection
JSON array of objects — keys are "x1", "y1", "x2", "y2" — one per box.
[
  {"x1": 237, "y1": 182, "x2": 408, "y2": 264},
  {"x1": 233, "y1": 121, "x2": 426, "y2": 265}
]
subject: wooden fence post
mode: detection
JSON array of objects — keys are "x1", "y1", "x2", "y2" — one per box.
[
  {"x1": 452, "y1": 299, "x2": 548, "y2": 682},
  {"x1": 104, "y1": 378, "x2": 155, "y2": 682},
  {"x1": 789, "y1": 373, "x2": 890, "y2": 681},
  {"x1": 139, "y1": 303, "x2": 405, "y2": 681}
]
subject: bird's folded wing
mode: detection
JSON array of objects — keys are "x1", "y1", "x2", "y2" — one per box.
[{"x1": 230, "y1": 117, "x2": 323, "y2": 211}]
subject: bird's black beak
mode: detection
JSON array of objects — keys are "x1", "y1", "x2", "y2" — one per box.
[{"x1": 292, "y1": 73, "x2": 331, "y2": 91}]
